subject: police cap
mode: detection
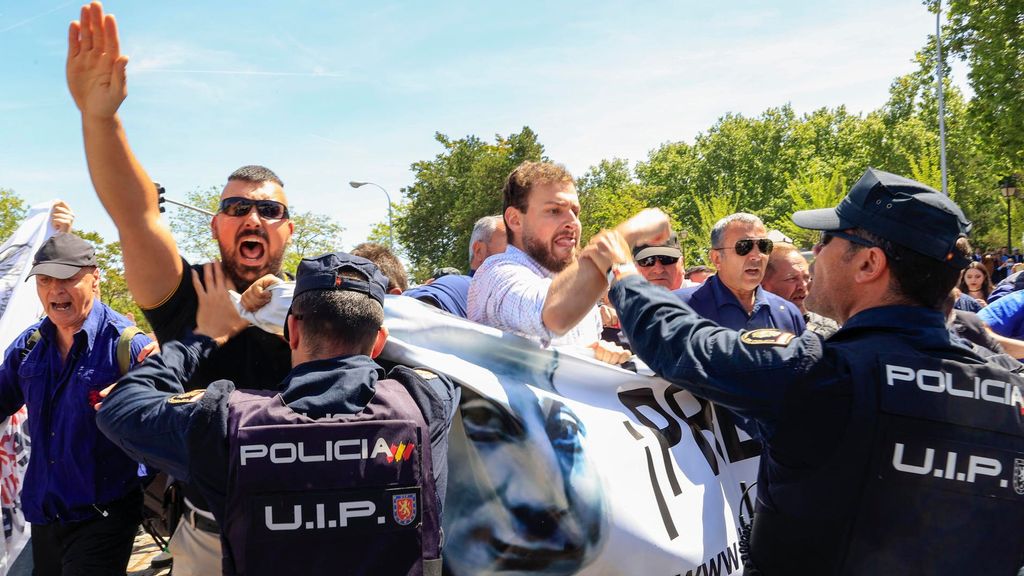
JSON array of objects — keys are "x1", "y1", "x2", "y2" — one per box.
[
  {"x1": 293, "y1": 252, "x2": 388, "y2": 307},
  {"x1": 791, "y1": 167, "x2": 971, "y2": 268}
]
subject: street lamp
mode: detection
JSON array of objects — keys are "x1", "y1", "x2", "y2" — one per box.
[
  {"x1": 1001, "y1": 176, "x2": 1018, "y2": 253},
  {"x1": 349, "y1": 181, "x2": 394, "y2": 248}
]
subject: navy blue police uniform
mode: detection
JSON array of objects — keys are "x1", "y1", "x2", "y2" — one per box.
[
  {"x1": 97, "y1": 253, "x2": 459, "y2": 576},
  {"x1": 609, "y1": 169, "x2": 1024, "y2": 575}
]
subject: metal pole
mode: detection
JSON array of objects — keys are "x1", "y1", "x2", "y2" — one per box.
[
  {"x1": 1009, "y1": 197, "x2": 1013, "y2": 252},
  {"x1": 936, "y1": 1, "x2": 949, "y2": 195},
  {"x1": 165, "y1": 197, "x2": 215, "y2": 217},
  {"x1": 349, "y1": 181, "x2": 395, "y2": 248}
]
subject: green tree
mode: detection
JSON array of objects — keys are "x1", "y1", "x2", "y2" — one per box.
[
  {"x1": 77, "y1": 230, "x2": 150, "y2": 332},
  {"x1": 0, "y1": 189, "x2": 28, "y2": 244},
  {"x1": 395, "y1": 127, "x2": 544, "y2": 279},
  {"x1": 943, "y1": 0, "x2": 1024, "y2": 170}
]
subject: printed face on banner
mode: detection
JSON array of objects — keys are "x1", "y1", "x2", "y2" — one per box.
[{"x1": 443, "y1": 384, "x2": 605, "y2": 575}]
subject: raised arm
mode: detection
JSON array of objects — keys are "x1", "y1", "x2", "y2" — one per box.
[{"x1": 66, "y1": 2, "x2": 182, "y2": 308}]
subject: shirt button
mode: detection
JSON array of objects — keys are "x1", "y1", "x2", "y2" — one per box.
[{"x1": 48, "y1": 460, "x2": 54, "y2": 465}]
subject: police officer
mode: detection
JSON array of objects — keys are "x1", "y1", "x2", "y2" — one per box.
[
  {"x1": 96, "y1": 253, "x2": 458, "y2": 576},
  {"x1": 585, "y1": 168, "x2": 1024, "y2": 575}
]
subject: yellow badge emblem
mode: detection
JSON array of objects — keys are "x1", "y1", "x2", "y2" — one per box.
[
  {"x1": 414, "y1": 368, "x2": 439, "y2": 380},
  {"x1": 740, "y1": 329, "x2": 795, "y2": 346},
  {"x1": 167, "y1": 390, "x2": 206, "y2": 404}
]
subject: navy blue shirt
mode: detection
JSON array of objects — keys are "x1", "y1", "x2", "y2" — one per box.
[
  {"x1": 0, "y1": 301, "x2": 151, "y2": 523},
  {"x1": 674, "y1": 274, "x2": 805, "y2": 333},
  {"x1": 97, "y1": 334, "x2": 459, "y2": 523}
]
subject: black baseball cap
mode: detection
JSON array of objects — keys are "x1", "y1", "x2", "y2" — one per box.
[
  {"x1": 27, "y1": 233, "x2": 97, "y2": 280},
  {"x1": 791, "y1": 168, "x2": 972, "y2": 268},
  {"x1": 293, "y1": 252, "x2": 388, "y2": 307},
  {"x1": 633, "y1": 232, "x2": 683, "y2": 261}
]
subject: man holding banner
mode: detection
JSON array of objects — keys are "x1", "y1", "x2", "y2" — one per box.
[
  {"x1": 0, "y1": 231, "x2": 153, "y2": 576},
  {"x1": 589, "y1": 169, "x2": 1024, "y2": 574}
]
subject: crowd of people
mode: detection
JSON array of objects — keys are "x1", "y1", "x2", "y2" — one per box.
[{"x1": 0, "y1": 2, "x2": 1021, "y2": 575}]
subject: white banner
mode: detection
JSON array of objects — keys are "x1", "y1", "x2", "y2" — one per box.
[
  {"x1": 0, "y1": 201, "x2": 54, "y2": 574},
  {"x1": 382, "y1": 296, "x2": 759, "y2": 576}
]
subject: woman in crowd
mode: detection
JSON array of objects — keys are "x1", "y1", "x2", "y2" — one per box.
[{"x1": 958, "y1": 261, "x2": 993, "y2": 308}]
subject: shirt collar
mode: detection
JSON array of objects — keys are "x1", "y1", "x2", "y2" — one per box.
[
  {"x1": 505, "y1": 245, "x2": 553, "y2": 278},
  {"x1": 707, "y1": 275, "x2": 768, "y2": 311},
  {"x1": 280, "y1": 354, "x2": 385, "y2": 415},
  {"x1": 841, "y1": 305, "x2": 948, "y2": 332},
  {"x1": 37, "y1": 298, "x2": 104, "y2": 352}
]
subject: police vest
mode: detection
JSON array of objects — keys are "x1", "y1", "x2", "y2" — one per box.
[
  {"x1": 750, "y1": 331, "x2": 1024, "y2": 575},
  {"x1": 222, "y1": 374, "x2": 442, "y2": 576}
]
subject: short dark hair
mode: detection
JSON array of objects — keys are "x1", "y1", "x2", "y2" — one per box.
[
  {"x1": 502, "y1": 161, "x2": 574, "y2": 244},
  {"x1": 228, "y1": 165, "x2": 284, "y2": 188},
  {"x1": 350, "y1": 242, "x2": 408, "y2": 292},
  {"x1": 848, "y1": 229, "x2": 970, "y2": 310},
  {"x1": 292, "y1": 281, "x2": 383, "y2": 356}
]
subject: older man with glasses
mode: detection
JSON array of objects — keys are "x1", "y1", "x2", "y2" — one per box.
[{"x1": 674, "y1": 212, "x2": 805, "y2": 334}]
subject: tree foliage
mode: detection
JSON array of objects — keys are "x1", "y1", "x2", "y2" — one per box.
[
  {"x1": 394, "y1": 127, "x2": 543, "y2": 279},
  {"x1": 0, "y1": 189, "x2": 28, "y2": 244},
  {"x1": 77, "y1": 230, "x2": 151, "y2": 332},
  {"x1": 943, "y1": 0, "x2": 1024, "y2": 170}
]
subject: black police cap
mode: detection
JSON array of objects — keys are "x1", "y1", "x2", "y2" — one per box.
[
  {"x1": 791, "y1": 168, "x2": 972, "y2": 268},
  {"x1": 293, "y1": 252, "x2": 389, "y2": 307}
]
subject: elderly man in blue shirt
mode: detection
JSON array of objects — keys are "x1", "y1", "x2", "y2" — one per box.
[
  {"x1": 675, "y1": 212, "x2": 805, "y2": 334},
  {"x1": 0, "y1": 230, "x2": 152, "y2": 576}
]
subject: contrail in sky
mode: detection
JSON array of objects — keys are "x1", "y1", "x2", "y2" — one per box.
[{"x1": 0, "y1": 0, "x2": 76, "y2": 34}]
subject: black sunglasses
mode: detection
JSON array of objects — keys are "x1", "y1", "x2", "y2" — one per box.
[
  {"x1": 636, "y1": 255, "x2": 680, "y2": 267},
  {"x1": 714, "y1": 238, "x2": 773, "y2": 256},
  {"x1": 818, "y1": 230, "x2": 876, "y2": 249},
  {"x1": 219, "y1": 197, "x2": 290, "y2": 220}
]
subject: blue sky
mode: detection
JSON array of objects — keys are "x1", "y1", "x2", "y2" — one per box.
[{"x1": 1, "y1": 0, "x2": 966, "y2": 251}]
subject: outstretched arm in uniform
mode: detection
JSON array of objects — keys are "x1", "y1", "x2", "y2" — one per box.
[
  {"x1": 97, "y1": 263, "x2": 248, "y2": 480},
  {"x1": 67, "y1": 1, "x2": 182, "y2": 308}
]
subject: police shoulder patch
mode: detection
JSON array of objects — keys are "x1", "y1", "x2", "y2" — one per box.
[
  {"x1": 167, "y1": 390, "x2": 205, "y2": 404},
  {"x1": 413, "y1": 368, "x2": 439, "y2": 380},
  {"x1": 740, "y1": 328, "x2": 795, "y2": 346}
]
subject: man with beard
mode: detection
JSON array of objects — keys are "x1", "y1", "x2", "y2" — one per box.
[
  {"x1": 467, "y1": 161, "x2": 629, "y2": 365},
  {"x1": 66, "y1": 4, "x2": 294, "y2": 573},
  {"x1": 675, "y1": 213, "x2": 804, "y2": 334},
  {"x1": 762, "y1": 242, "x2": 839, "y2": 337}
]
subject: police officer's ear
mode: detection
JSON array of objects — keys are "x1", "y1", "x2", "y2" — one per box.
[
  {"x1": 286, "y1": 315, "x2": 301, "y2": 351},
  {"x1": 853, "y1": 246, "x2": 889, "y2": 285},
  {"x1": 369, "y1": 325, "x2": 389, "y2": 359}
]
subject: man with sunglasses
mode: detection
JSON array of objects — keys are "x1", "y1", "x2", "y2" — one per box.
[
  {"x1": 632, "y1": 232, "x2": 698, "y2": 291},
  {"x1": 66, "y1": 5, "x2": 296, "y2": 573},
  {"x1": 675, "y1": 213, "x2": 804, "y2": 334},
  {"x1": 587, "y1": 168, "x2": 1024, "y2": 574}
]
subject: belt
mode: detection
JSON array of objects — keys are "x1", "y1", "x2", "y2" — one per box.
[{"x1": 183, "y1": 497, "x2": 220, "y2": 534}]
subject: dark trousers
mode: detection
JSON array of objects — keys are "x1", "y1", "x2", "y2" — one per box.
[{"x1": 31, "y1": 489, "x2": 143, "y2": 576}]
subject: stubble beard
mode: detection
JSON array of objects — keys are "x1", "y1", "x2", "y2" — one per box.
[{"x1": 524, "y1": 234, "x2": 576, "y2": 273}]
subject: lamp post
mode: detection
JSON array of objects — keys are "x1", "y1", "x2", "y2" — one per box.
[
  {"x1": 1001, "y1": 176, "x2": 1017, "y2": 253},
  {"x1": 349, "y1": 181, "x2": 394, "y2": 248}
]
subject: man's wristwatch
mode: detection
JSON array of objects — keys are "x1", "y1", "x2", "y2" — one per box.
[{"x1": 607, "y1": 262, "x2": 638, "y2": 285}]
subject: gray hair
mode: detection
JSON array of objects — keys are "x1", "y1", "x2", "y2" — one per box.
[
  {"x1": 710, "y1": 212, "x2": 764, "y2": 249},
  {"x1": 468, "y1": 215, "x2": 504, "y2": 264}
]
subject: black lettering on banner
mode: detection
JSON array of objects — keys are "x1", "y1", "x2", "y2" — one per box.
[
  {"x1": 664, "y1": 391, "x2": 723, "y2": 476},
  {"x1": 714, "y1": 406, "x2": 762, "y2": 464},
  {"x1": 618, "y1": 387, "x2": 684, "y2": 495},
  {"x1": 678, "y1": 542, "x2": 741, "y2": 576},
  {"x1": 623, "y1": 421, "x2": 679, "y2": 540}
]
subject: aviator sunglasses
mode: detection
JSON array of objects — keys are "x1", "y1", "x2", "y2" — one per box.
[
  {"x1": 636, "y1": 255, "x2": 680, "y2": 267},
  {"x1": 219, "y1": 197, "x2": 290, "y2": 220},
  {"x1": 713, "y1": 238, "x2": 773, "y2": 256}
]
